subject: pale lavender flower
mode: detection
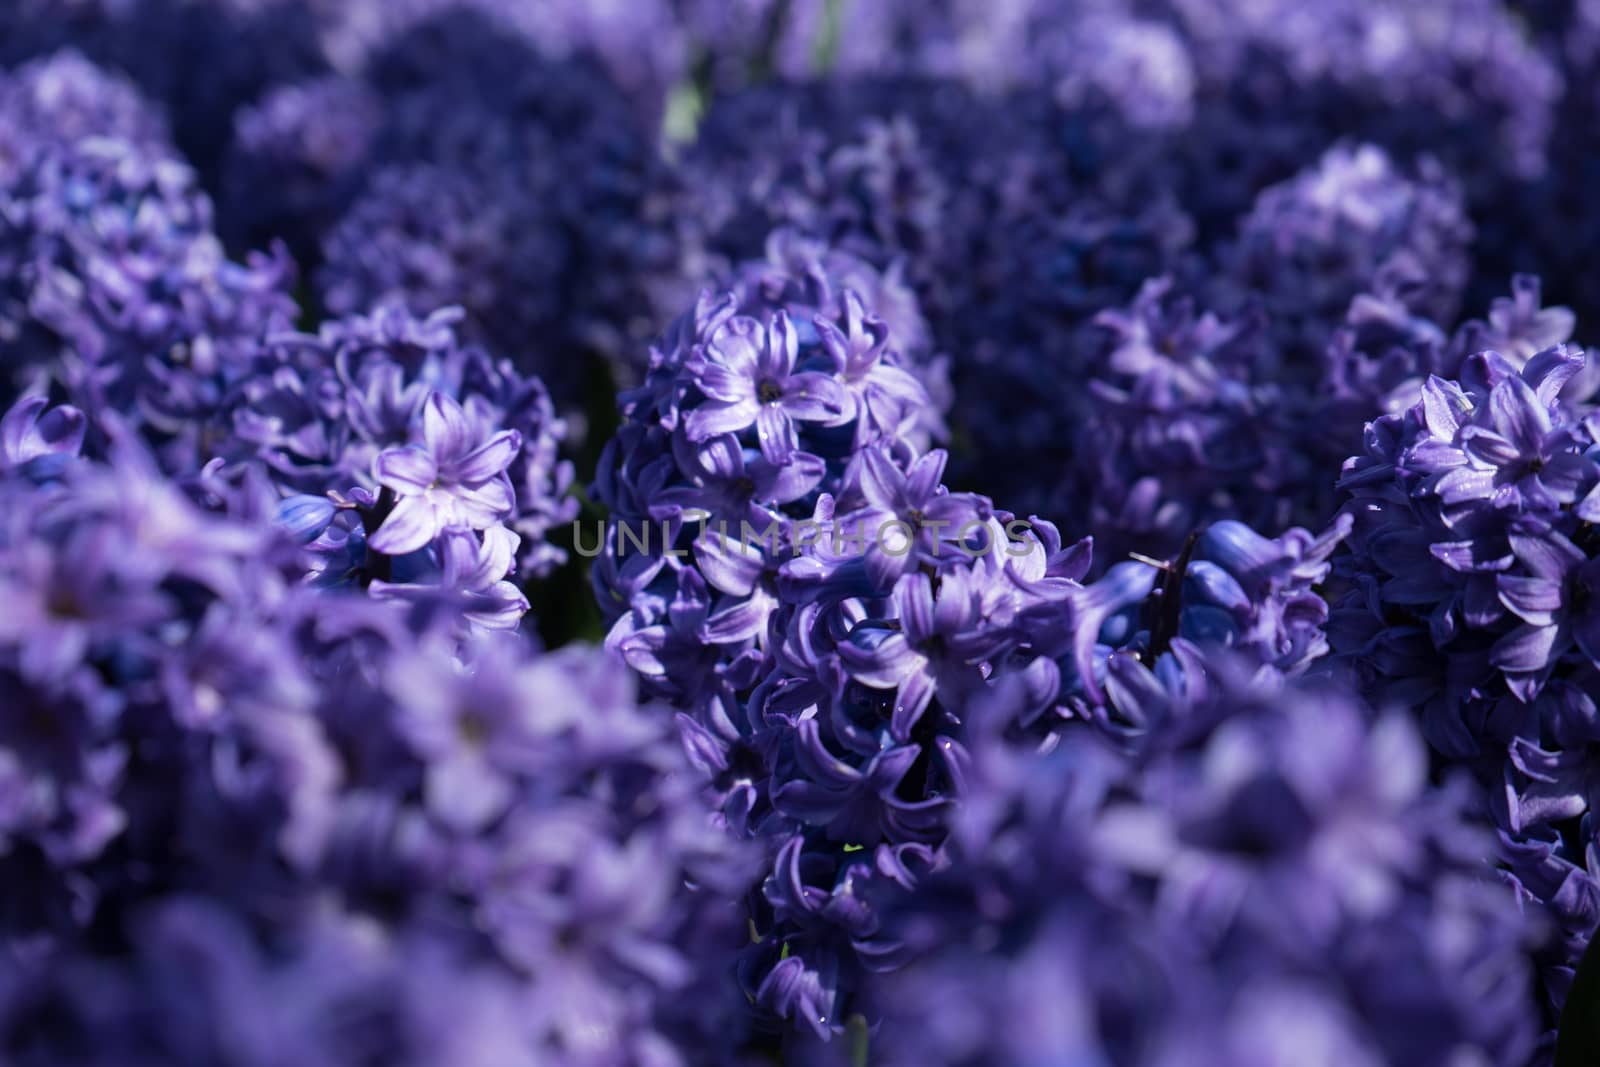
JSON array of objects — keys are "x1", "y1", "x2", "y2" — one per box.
[{"x1": 367, "y1": 392, "x2": 520, "y2": 555}]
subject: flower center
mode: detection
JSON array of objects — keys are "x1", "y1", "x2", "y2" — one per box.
[
  {"x1": 458, "y1": 712, "x2": 489, "y2": 747},
  {"x1": 46, "y1": 587, "x2": 89, "y2": 620},
  {"x1": 757, "y1": 380, "x2": 783, "y2": 404}
]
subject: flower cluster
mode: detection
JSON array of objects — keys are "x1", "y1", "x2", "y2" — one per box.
[
  {"x1": 1329, "y1": 343, "x2": 1600, "y2": 1008},
  {"x1": 1059, "y1": 277, "x2": 1301, "y2": 565},
  {"x1": 0, "y1": 49, "x2": 171, "y2": 179},
  {"x1": 863, "y1": 665, "x2": 1538, "y2": 1067},
  {"x1": 595, "y1": 241, "x2": 1355, "y2": 1036},
  {"x1": 594, "y1": 230, "x2": 946, "y2": 672},
  {"x1": 0, "y1": 400, "x2": 753, "y2": 1064},
  {"x1": 205, "y1": 303, "x2": 578, "y2": 628},
  {"x1": 1053, "y1": 263, "x2": 1573, "y2": 570},
  {"x1": 11, "y1": 2, "x2": 1600, "y2": 1063},
  {"x1": 1216, "y1": 142, "x2": 1475, "y2": 361},
  {"x1": 213, "y1": 6, "x2": 673, "y2": 404},
  {"x1": 0, "y1": 57, "x2": 296, "y2": 444}
]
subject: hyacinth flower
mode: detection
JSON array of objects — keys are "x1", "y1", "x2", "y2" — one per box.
[
  {"x1": 370, "y1": 524, "x2": 529, "y2": 633},
  {"x1": 641, "y1": 416, "x2": 1350, "y2": 1039},
  {"x1": 847, "y1": 446, "x2": 991, "y2": 590},
  {"x1": 1216, "y1": 142, "x2": 1474, "y2": 363},
  {"x1": 1329, "y1": 342, "x2": 1600, "y2": 1015},
  {"x1": 861, "y1": 664, "x2": 1539, "y2": 1067},
  {"x1": 191, "y1": 302, "x2": 576, "y2": 631},
  {"x1": 0, "y1": 422, "x2": 301, "y2": 883},
  {"x1": 1313, "y1": 273, "x2": 1587, "y2": 501},
  {"x1": 0, "y1": 62, "x2": 298, "y2": 455},
  {"x1": 0, "y1": 399, "x2": 758, "y2": 1062},
  {"x1": 594, "y1": 255, "x2": 1050, "y2": 1034},
  {"x1": 1056, "y1": 277, "x2": 1306, "y2": 564},
  {"x1": 1062, "y1": 268, "x2": 1579, "y2": 568},
  {"x1": 0, "y1": 394, "x2": 86, "y2": 475},
  {"x1": 652, "y1": 431, "x2": 827, "y2": 531},
  {"x1": 835, "y1": 568, "x2": 1004, "y2": 741},
  {"x1": 0, "y1": 49, "x2": 171, "y2": 181},
  {"x1": 610, "y1": 567, "x2": 734, "y2": 706},
  {"x1": 683, "y1": 309, "x2": 848, "y2": 465},
  {"x1": 594, "y1": 232, "x2": 950, "y2": 715},
  {"x1": 367, "y1": 392, "x2": 521, "y2": 555}
]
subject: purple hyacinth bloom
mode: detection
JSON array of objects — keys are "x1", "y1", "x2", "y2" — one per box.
[
  {"x1": 1182, "y1": 515, "x2": 1352, "y2": 675},
  {"x1": 594, "y1": 237, "x2": 946, "y2": 714},
  {"x1": 386, "y1": 633, "x2": 547, "y2": 833},
  {"x1": 0, "y1": 129, "x2": 297, "y2": 442},
  {"x1": 602, "y1": 423, "x2": 1085, "y2": 1035},
  {"x1": 0, "y1": 395, "x2": 85, "y2": 471},
  {"x1": 656, "y1": 432, "x2": 827, "y2": 529},
  {"x1": 0, "y1": 49, "x2": 171, "y2": 181},
  {"x1": 1329, "y1": 340, "x2": 1600, "y2": 1015},
  {"x1": 370, "y1": 524, "x2": 529, "y2": 635},
  {"x1": 841, "y1": 569, "x2": 1000, "y2": 740},
  {"x1": 686, "y1": 310, "x2": 849, "y2": 465},
  {"x1": 609, "y1": 566, "x2": 731, "y2": 703},
  {"x1": 1061, "y1": 276, "x2": 1306, "y2": 564},
  {"x1": 367, "y1": 391, "x2": 521, "y2": 556},
  {"x1": 850, "y1": 445, "x2": 990, "y2": 590},
  {"x1": 772, "y1": 719, "x2": 947, "y2": 848},
  {"x1": 220, "y1": 75, "x2": 381, "y2": 261},
  {"x1": 862, "y1": 663, "x2": 1539, "y2": 1067},
  {"x1": 815, "y1": 289, "x2": 934, "y2": 447},
  {"x1": 1220, "y1": 142, "x2": 1474, "y2": 360},
  {"x1": 217, "y1": 302, "x2": 573, "y2": 596},
  {"x1": 1487, "y1": 533, "x2": 1594, "y2": 695},
  {"x1": 0, "y1": 414, "x2": 757, "y2": 1061}
]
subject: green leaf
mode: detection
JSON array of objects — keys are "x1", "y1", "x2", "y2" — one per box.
[
  {"x1": 847, "y1": 1013, "x2": 870, "y2": 1067},
  {"x1": 662, "y1": 81, "x2": 704, "y2": 148},
  {"x1": 812, "y1": 0, "x2": 845, "y2": 74}
]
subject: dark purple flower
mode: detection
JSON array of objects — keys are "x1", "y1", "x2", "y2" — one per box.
[
  {"x1": 0, "y1": 395, "x2": 85, "y2": 471},
  {"x1": 1329, "y1": 342, "x2": 1600, "y2": 1014},
  {"x1": 849, "y1": 446, "x2": 990, "y2": 590},
  {"x1": 0, "y1": 131, "x2": 297, "y2": 443},
  {"x1": 1218, "y1": 142, "x2": 1473, "y2": 358},
  {"x1": 862, "y1": 664, "x2": 1539, "y2": 1067},
  {"x1": 0, "y1": 49, "x2": 170, "y2": 181},
  {"x1": 220, "y1": 75, "x2": 381, "y2": 262}
]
